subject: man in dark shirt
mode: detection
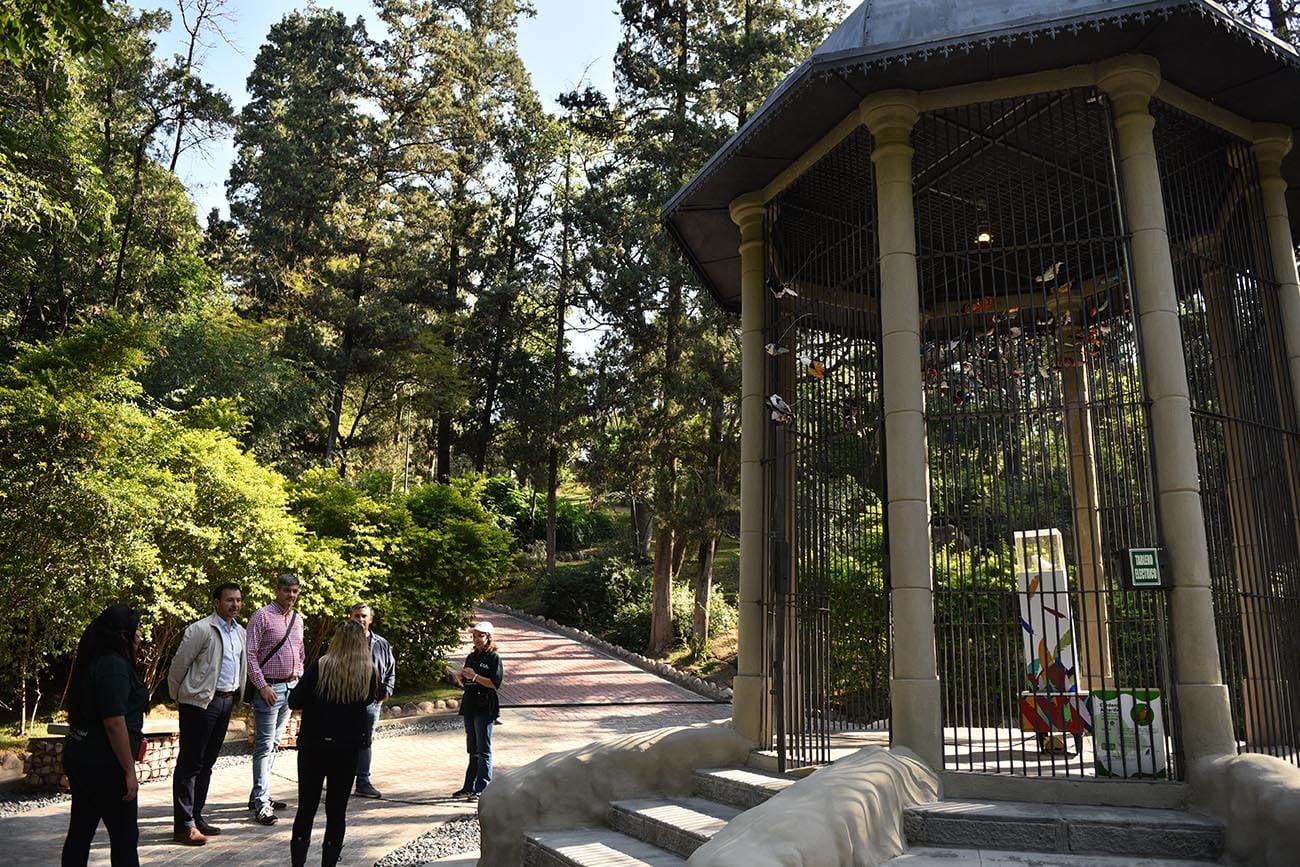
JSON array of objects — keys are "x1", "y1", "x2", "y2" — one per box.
[{"x1": 349, "y1": 602, "x2": 396, "y2": 798}]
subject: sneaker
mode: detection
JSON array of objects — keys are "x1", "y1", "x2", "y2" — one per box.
[
  {"x1": 353, "y1": 782, "x2": 382, "y2": 799},
  {"x1": 173, "y1": 827, "x2": 207, "y2": 846},
  {"x1": 194, "y1": 819, "x2": 221, "y2": 836},
  {"x1": 254, "y1": 804, "x2": 277, "y2": 826},
  {"x1": 450, "y1": 789, "x2": 471, "y2": 798},
  {"x1": 248, "y1": 797, "x2": 288, "y2": 810},
  {"x1": 466, "y1": 792, "x2": 479, "y2": 802}
]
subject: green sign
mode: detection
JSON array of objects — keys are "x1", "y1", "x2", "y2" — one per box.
[{"x1": 1128, "y1": 548, "x2": 1162, "y2": 588}]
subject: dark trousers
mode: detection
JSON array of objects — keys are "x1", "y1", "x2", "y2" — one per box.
[
  {"x1": 461, "y1": 713, "x2": 494, "y2": 794},
  {"x1": 292, "y1": 739, "x2": 359, "y2": 850},
  {"x1": 173, "y1": 692, "x2": 235, "y2": 830},
  {"x1": 61, "y1": 758, "x2": 139, "y2": 867}
]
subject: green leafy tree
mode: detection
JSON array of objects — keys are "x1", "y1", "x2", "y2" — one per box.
[{"x1": 0, "y1": 0, "x2": 112, "y2": 62}]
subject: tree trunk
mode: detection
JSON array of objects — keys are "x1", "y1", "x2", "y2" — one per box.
[
  {"x1": 630, "y1": 499, "x2": 653, "y2": 560},
  {"x1": 1267, "y1": 0, "x2": 1294, "y2": 42},
  {"x1": 671, "y1": 531, "x2": 690, "y2": 580},
  {"x1": 546, "y1": 447, "x2": 559, "y2": 577},
  {"x1": 472, "y1": 294, "x2": 512, "y2": 471},
  {"x1": 648, "y1": 522, "x2": 675, "y2": 655},
  {"x1": 436, "y1": 412, "x2": 452, "y2": 482},
  {"x1": 693, "y1": 534, "x2": 717, "y2": 647},
  {"x1": 546, "y1": 128, "x2": 573, "y2": 579}
]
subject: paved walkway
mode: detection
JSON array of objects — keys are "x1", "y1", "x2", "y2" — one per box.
[{"x1": 0, "y1": 610, "x2": 729, "y2": 865}]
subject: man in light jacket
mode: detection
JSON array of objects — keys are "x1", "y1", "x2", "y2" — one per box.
[{"x1": 168, "y1": 582, "x2": 247, "y2": 845}]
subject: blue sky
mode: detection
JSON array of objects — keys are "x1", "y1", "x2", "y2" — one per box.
[{"x1": 142, "y1": 0, "x2": 622, "y2": 219}]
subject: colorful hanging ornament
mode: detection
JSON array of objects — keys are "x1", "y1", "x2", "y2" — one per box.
[{"x1": 800, "y1": 356, "x2": 826, "y2": 379}]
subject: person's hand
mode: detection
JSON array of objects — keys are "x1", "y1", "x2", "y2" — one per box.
[
  {"x1": 259, "y1": 685, "x2": 278, "y2": 706},
  {"x1": 122, "y1": 768, "x2": 139, "y2": 801},
  {"x1": 461, "y1": 668, "x2": 476, "y2": 683}
]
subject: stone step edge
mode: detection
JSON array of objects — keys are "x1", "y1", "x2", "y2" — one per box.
[
  {"x1": 478, "y1": 601, "x2": 733, "y2": 703},
  {"x1": 523, "y1": 828, "x2": 687, "y2": 867},
  {"x1": 608, "y1": 797, "x2": 742, "y2": 858},
  {"x1": 691, "y1": 766, "x2": 795, "y2": 809},
  {"x1": 904, "y1": 800, "x2": 1224, "y2": 861}
]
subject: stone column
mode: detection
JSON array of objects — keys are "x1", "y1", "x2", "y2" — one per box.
[
  {"x1": 730, "y1": 192, "x2": 771, "y2": 747},
  {"x1": 861, "y1": 91, "x2": 942, "y2": 769},
  {"x1": 1251, "y1": 125, "x2": 1300, "y2": 745},
  {"x1": 1098, "y1": 55, "x2": 1236, "y2": 764},
  {"x1": 1254, "y1": 127, "x2": 1300, "y2": 415}
]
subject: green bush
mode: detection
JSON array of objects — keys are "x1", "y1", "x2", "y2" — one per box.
[
  {"x1": 552, "y1": 500, "x2": 618, "y2": 550},
  {"x1": 539, "y1": 556, "x2": 647, "y2": 631},
  {"x1": 607, "y1": 579, "x2": 738, "y2": 653}
]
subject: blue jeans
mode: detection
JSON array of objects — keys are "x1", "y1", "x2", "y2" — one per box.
[
  {"x1": 250, "y1": 681, "x2": 294, "y2": 808},
  {"x1": 354, "y1": 702, "x2": 381, "y2": 785},
  {"x1": 461, "y1": 714, "x2": 494, "y2": 794}
]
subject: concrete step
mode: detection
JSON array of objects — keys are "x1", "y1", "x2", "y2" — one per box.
[
  {"x1": 523, "y1": 828, "x2": 687, "y2": 867},
  {"x1": 608, "y1": 796, "x2": 742, "y2": 857},
  {"x1": 903, "y1": 800, "x2": 1224, "y2": 862},
  {"x1": 691, "y1": 765, "x2": 795, "y2": 809},
  {"x1": 885, "y1": 846, "x2": 1226, "y2": 866}
]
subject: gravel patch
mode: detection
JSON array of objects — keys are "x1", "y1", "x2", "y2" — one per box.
[
  {"x1": 373, "y1": 816, "x2": 479, "y2": 867},
  {"x1": 0, "y1": 790, "x2": 69, "y2": 820},
  {"x1": 374, "y1": 717, "x2": 462, "y2": 740}
]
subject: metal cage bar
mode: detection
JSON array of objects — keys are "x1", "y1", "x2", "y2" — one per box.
[
  {"x1": 1153, "y1": 101, "x2": 1300, "y2": 767},
  {"x1": 766, "y1": 127, "x2": 888, "y2": 771},
  {"x1": 914, "y1": 88, "x2": 1175, "y2": 778}
]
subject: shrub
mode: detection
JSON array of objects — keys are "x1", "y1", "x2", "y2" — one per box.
[
  {"x1": 607, "y1": 579, "x2": 738, "y2": 654},
  {"x1": 539, "y1": 556, "x2": 647, "y2": 632}
]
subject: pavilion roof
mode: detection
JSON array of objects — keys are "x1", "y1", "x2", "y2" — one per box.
[{"x1": 663, "y1": 0, "x2": 1300, "y2": 310}]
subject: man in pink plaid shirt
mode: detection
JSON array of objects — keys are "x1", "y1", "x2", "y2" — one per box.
[{"x1": 245, "y1": 573, "x2": 305, "y2": 825}]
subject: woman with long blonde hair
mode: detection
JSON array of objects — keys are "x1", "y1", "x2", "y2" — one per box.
[{"x1": 288, "y1": 619, "x2": 378, "y2": 866}]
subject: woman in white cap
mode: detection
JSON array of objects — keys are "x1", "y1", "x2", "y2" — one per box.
[{"x1": 452, "y1": 621, "x2": 502, "y2": 800}]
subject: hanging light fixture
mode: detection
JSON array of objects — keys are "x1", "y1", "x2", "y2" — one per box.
[{"x1": 974, "y1": 198, "x2": 993, "y2": 246}]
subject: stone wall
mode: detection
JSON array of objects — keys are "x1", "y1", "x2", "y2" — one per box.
[
  {"x1": 1191, "y1": 752, "x2": 1300, "y2": 867},
  {"x1": 22, "y1": 731, "x2": 182, "y2": 791}
]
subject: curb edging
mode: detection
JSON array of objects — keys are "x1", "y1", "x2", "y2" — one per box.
[{"x1": 478, "y1": 601, "x2": 734, "y2": 704}]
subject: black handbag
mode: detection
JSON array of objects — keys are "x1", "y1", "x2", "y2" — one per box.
[{"x1": 242, "y1": 611, "x2": 297, "y2": 704}]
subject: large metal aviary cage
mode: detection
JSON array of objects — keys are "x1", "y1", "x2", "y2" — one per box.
[{"x1": 760, "y1": 85, "x2": 1300, "y2": 777}]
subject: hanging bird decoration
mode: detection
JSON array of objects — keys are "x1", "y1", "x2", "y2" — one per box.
[
  {"x1": 765, "y1": 343, "x2": 789, "y2": 356},
  {"x1": 800, "y1": 355, "x2": 826, "y2": 379},
  {"x1": 1035, "y1": 261, "x2": 1065, "y2": 283},
  {"x1": 768, "y1": 393, "x2": 795, "y2": 425}
]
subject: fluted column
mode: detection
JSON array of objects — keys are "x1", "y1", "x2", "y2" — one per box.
[
  {"x1": 730, "y1": 192, "x2": 771, "y2": 747},
  {"x1": 1098, "y1": 55, "x2": 1236, "y2": 764},
  {"x1": 861, "y1": 90, "x2": 942, "y2": 769}
]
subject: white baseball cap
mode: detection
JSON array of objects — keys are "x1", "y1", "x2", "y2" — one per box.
[{"x1": 471, "y1": 621, "x2": 494, "y2": 634}]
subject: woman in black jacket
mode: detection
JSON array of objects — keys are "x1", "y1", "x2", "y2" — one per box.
[
  {"x1": 452, "y1": 620, "x2": 502, "y2": 801},
  {"x1": 288, "y1": 620, "x2": 378, "y2": 867},
  {"x1": 61, "y1": 605, "x2": 148, "y2": 867}
]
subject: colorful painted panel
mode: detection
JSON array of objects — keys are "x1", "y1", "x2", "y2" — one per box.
[
  {"x1": 1019, "y1": 692, "x2": 1092, "y2": 734},
  {"x1": 1013, "y1": 529, "x2": 1080, "y2": 698}
]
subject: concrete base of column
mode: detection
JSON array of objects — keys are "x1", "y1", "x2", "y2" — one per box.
[
  {"x1": 890, "y1": 675, "x2": 943, "y2": 770},
  {"x1": 731, "y1": 674, "x2": 767, "y2": 747},
  {"x1": 1176, "y1": 682, "x2": 1237, "y2": 764}
]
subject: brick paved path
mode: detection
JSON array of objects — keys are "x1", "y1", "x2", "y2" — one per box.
[{"x1": 0, "y1": 610, "x2": 729, "y2": 865}]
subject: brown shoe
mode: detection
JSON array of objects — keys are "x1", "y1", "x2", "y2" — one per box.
[
  {"x1": 194, "y1": 819, "x2": 221, "y2": 836},
  {"x1": 174, "y1": 827, "x2": 207, "y2": 846}
]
